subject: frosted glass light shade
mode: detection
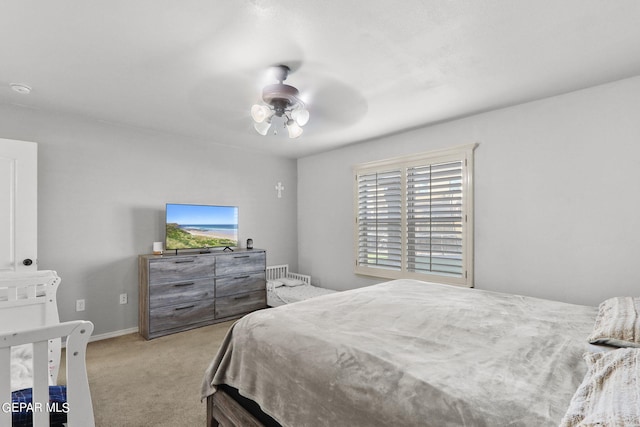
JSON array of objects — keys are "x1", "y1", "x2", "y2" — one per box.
[
  {"x1": 254, "y1": 120, "x2": 271, "y2": 135},
  {"x1": 251, "y1": 104, "x2": 271, "y2": 123},
  {"x1": 286, "y1": 120, "x2": 303, "y2": 138},
  {"x1": 292, "y1": 109, "x2": 309, "y2": 126}
]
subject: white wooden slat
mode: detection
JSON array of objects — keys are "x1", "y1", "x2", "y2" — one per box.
[
  {"x1": 266, "y1": 265, "x2": 289, "y2": 281},
  {"x1": 32, "y1": 340, "x2": 50, "y2": 427}
]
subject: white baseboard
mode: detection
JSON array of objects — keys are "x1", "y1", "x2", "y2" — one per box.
[{"x1": 89, "y1": 327, "x2": 139, "y2": 342}]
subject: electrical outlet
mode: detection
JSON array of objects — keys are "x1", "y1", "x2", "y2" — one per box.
[
  {"x1": 119, "y1": 293, "x2": 128, "y2": 304},
  {"x1": 76, "y1": 299, "x2": 85, "y2": 312}
]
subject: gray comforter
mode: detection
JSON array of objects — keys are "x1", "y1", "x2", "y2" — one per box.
[{"x1": 202, "y1": 279, "x2": 598, "y2": 426}]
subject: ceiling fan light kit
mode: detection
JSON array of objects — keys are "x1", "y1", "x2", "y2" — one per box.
[{"x1": 251, "y1": 65, "x2": 309, "y2": 139}]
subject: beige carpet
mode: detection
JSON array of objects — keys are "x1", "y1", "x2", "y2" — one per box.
[{"x1": 61, "y1": 321, "x2": 233, "y2": 427}]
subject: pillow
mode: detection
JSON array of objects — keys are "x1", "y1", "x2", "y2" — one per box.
[
  {"x1": 279, "y1": 277, "x2": 306, "y2": 287},
  {"x1": 588, "y1": 297, "x2": 640, "y2": 348},
  {"x1": 560, "y1": 348, "x2": 640, "y2": 426},
  {"x1": 267, "y1": 280, "x2": 284, "y2": 290}
]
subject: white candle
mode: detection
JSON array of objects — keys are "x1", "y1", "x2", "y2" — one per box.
[{"x1": 152, "y1": 242, "x2": 163, "y2": 255}]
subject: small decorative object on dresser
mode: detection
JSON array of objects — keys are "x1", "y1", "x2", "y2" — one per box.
[
  {"x1": 138, "y1": 249, "x2": 266, "y2": 339},
  {"x1": 246, "y1": 238, "x2": 253, "y2": 250},
  {"x1": 152, "y1": 241, "x2": 163, "y2": 255}
]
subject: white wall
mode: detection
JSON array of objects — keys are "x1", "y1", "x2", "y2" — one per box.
[
  {"x1": 298, "y1": 76, "x2": 640, "y2": 306},
  {"x1": 0, "y1": 105, "x2": 298, "y2": 337}
]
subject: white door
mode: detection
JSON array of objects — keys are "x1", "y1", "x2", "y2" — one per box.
[{"x1": 0, "y1": 138, "x2": 38, "y2": 272}]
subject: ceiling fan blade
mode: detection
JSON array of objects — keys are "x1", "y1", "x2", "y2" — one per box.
[
  {"x1": 303, "y1": 78, "x2": 368, "y2": 128},
  {"x1": 187, "y1": 72, "x2": 261, "y2": 134}
]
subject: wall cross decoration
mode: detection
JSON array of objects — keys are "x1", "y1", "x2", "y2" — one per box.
[{"x1": 275, "y1": 182, "x2": 285, "y2": 198}]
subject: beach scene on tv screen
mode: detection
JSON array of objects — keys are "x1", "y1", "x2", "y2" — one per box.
[{"x1": 166, "y1": 204, "x2": 238, "y2": 249}]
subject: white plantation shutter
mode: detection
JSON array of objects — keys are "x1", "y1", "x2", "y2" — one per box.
[
  {"x1": 357, "y1": 170, "x2": 402, "y2": 270},
  {"x1": 407, "y1": 161, "x2": 463, "y2": 277},
  {"x1": 354, "y1": 144, "x2": 476, "y2": 287}
]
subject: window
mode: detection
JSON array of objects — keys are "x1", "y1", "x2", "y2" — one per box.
[{"x1": 354, "y1": 143, "x2": 477, "y2": 287}]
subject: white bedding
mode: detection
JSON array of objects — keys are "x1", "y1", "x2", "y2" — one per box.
[
  {"x1": 267, "y1": 281, "x2": 337, "y2": 307},
  {"x1": 10, "y1": 344, "x2": 54, "y2": 392}
]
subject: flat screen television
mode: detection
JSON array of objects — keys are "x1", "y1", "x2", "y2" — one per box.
[{"x1": 165, "y1": 203, "x2": 238, "y2": 251}]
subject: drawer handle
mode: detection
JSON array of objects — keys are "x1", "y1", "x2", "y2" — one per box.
[
  {"x1": 233, "y1": 295, "x2": 250, "y2": 300},
  {"x1": 233, "y1": 255, "x2": 250, "y2": 259},
  {"x1": 174, "y1": 305, "x2": 195, "y2": 311},
  {"x1": 234, "y1": 276, "x2": 250, "y2": 280},
  {"x1": 173, "y1": 282, "x2": 195, "y2": 287},
  {"x1": 174, "y1": 259, "x2": 195, "y2": 264}
]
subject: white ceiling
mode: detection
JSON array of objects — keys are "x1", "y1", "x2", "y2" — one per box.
[{"x1": 1, "y1": 1, "x2": 639, "y2": 158}]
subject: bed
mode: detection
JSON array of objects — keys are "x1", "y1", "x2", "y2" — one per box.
[
  {"x1": 202, "y1": 279, "x2": 637, "y2": 427},
  {"x1": 0, "y1": 270, "x2": 95, "y2": 427},
  {"x1": 265, "y1": 264, "x2": 337, "y2": 307}
]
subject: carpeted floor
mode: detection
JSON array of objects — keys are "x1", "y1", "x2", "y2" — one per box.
[{"x1": 61, "y1": 320, "x2": 233, "y2": 427}]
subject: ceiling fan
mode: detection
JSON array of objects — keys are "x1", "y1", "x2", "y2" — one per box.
[{"x1": 250, "y1": 65, "x2": 310, "y2": 139}]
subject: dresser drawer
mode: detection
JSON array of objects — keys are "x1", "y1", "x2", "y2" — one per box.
[
  {"x1": 216, "y1": 251, "x2": 265, "y2": 276},
  {"x1": 148, "y1": 256, "x2": 214, "y2": 284},
  {"x1": 216, "y1": 272, "x2": 265, "y2": 298},
  {"x1": 149, "y1": 299, "x2": 216, "y2": 333},
  {"x1": 215, "y1": 290, "x2": 266, "y2": 319},
  {"x1": 149, "y1": 278, "x2": 214, "y2": 309}
]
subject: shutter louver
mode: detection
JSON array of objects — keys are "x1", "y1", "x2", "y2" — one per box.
[
  {"x1": 357, "y1": 170, "x2": 402, "y2": 271},
  {"x1": 406, "y1": 161, "x2": 464, "y2": 277}
]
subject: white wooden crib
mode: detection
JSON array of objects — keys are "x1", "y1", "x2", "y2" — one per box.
[
  {"x1": 266, "y1": 264, "x2": 337, "y2": 307},
  {"x1": 266, "y1": 264, "x2": 311, "y2": 286},
  {"x1": 0, "y1": 270, "x2": 95, "y2": 427}
]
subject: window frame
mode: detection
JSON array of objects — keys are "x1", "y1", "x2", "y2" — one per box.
[{"x1": 353, "y1": 143, "x2": 478, "y2": 288}]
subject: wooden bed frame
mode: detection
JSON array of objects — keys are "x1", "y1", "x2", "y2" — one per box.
[
  {"x1": 208, "y1": 384, "x2": 290, "y2": 427},
  {"x1": 0, "y1": 270, "x2": 95, "y2": 427},
  {"x1": 207, "y1": 389, "x2": 266, "y2": 427}
]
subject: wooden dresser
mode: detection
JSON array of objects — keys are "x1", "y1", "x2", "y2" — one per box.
[{"x1": 138, "y1": 249, "x2": 266, "y2": 339}]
